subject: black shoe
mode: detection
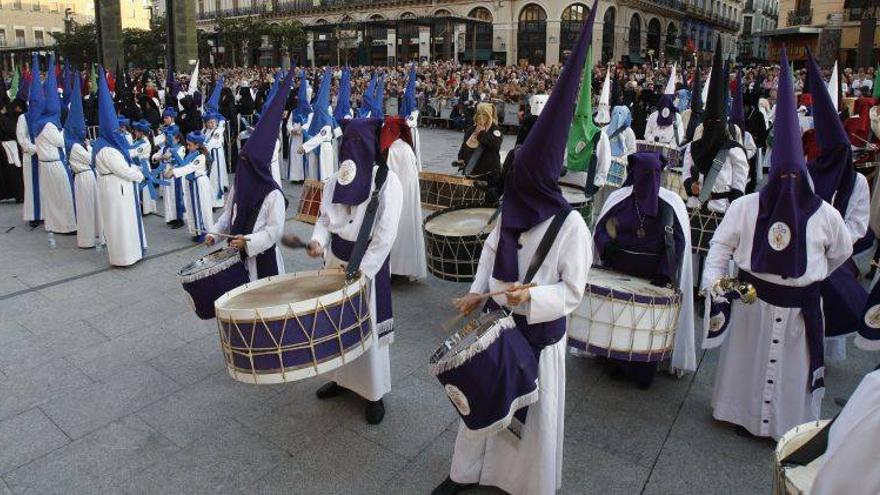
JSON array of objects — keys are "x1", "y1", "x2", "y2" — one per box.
[
  {"x1": 315, "y1": 381, "x2": 347, "y2": 399},
  {"x1": 431, "y1": 476, "x2": 476, "y2": 495},
  {"x1": 169, "y1": 220, "x2": 184, "y2": 229},
  {"x1": 365, "y1": 399, "x2": 385, "y2": 424},
  {"x1": 28, "y1": 220, "x2": 39, "y2": 228}
]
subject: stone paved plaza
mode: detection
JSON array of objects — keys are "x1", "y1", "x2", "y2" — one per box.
[{"x1": 0, "y1": 129, "x2": 875, "y2": 494}]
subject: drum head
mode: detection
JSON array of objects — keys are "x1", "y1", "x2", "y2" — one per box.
[
  {"x1": 560, "y1": 184, "x2": 587, "y2": 205},
  {"x1": 431, "y1": 311, "x2": 507, "y2": 365},
  {"x1": 221, "y1": 271, "x2": 348, "y2": 310},
  {"x1": 589, "y1": 268, "x2": 678, "y2": 299},
  {"x1": 425, "y1": 208, "x2": 497, "y2": 237},
  {"x1": 179, "y1": 248, "x2": 239, "y2": 278}
]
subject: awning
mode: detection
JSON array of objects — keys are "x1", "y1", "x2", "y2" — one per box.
[{"x1": 758, "y1": 26, "x2": 822, "y2": 37}]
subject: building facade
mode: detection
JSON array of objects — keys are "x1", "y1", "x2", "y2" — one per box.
[
  {"x1": 740, "y1": 0, "x2": 778, "y2": 61},
  {"x1": 764, "y1": 0, "x2": 879, "y2": 68},
  {"x1": 194, "y1": 0, "x2": 742, "y2": 67}
]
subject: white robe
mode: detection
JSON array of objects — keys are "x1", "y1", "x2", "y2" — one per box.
[
  {"x1": 701, "y1": 194, "x2": 852, "y2": 439},
  {"x1": 35, "y1": 123, "x2": 77, "y2": 234},
  {"x1": 386, "y1": 139, "x2": 427, "y2": 279},
  {"x1": 812, "y1": 369, "x2": 880, "y2": 495},
  {"x1": 826, "y1": 172, "x2": 870, "y2": 360},
  {"x1": 681, "y1": 143, "x2": 750, "y2": 213},
  {"x1": 211, "y1": 186, "x2": 286, "y2": 281},
  {"x1": 286, "y1": 112, "x2": 312, "y2": 181},
  {"x1": 129, "y1": 138, "x2": 156, "y2": 215},
  {"x1": 173, "y1": 153, "x2": 215, "y2": 238},
  {"x1": 643, "y1": 112, "x2": 684, "y2": 147},
  {"x1": 406, "y1": 110, "x2": 422, "y2": 171},
  {"x1": 204, "y1": 124, "x2": 228, "y2": 208},
  {"x1": 69, "y1": 143, "x2": 102, "y2": 248},
  {"x1": 16, "y1": 114, "x2": 41, "y2": 221},
  {"x1": 450, "y1": 210, "x2": 590, "y2": 495},
  {"x1": 301, "y1": 125, "x2": 334, "y2": 181},
  {"x1": 271, "y1": 136, "x2": 282, "y2": 187},
  {"x1": 574, "y1": 186, "x2": 697, "y2": 373},
  {"x1": 95, "y1": 146, "x2": 146, "y2": 266},
  {"x1": 153, "y1": 145, "x2": 186, "y2": 223},
  {"x1": 310, "y1": 166, "x2": 403, "y2": 401}
]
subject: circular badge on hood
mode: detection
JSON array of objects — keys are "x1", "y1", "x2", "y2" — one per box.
[
  {"x1": 338, "y1": 159, "x2": 356, "y2": 186},
  {"x1": 768, "y1": 222, "x2": 791, "y2": 251},
  {"x1": 661, "y1": 107, "x2": 670, "y2": 119}
]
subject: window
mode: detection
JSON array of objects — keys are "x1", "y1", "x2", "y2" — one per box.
[
  {"x1": 11, "y1": 0, "x2": 20, "y2": 8},
  {"x1": 0, "y1": 30, "x2": 6, "y2": 46},
  {"x1": 51, "y1": 1, "x2": 58, "y2": 11},
  {"x1": 14, "y1": 28, "x2": 24, "y2": 47},
  {"x1": 743, "y1": 16, "x2": 752, "y2": 34},
  {"x1": 33, "y1": 0, "x2": 40, "y2": 10},
  {"x1": 34, "y1": 30, "x2": 44, "y2": 46}
]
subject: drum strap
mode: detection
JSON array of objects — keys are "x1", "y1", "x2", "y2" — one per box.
[
  {"x1": 661, "y1": 201, "x2": 680, "y2": 288},
  {"x1": 698, "y1": 147, "x2": 731, "y2": 204},
  {"x1": 345, "y1": 166, "x2": 389, "y2": 280},
  {"x1": 463, "y1": 144, "x2": 484, "y2": 176},
  {"x1": 584, "y1": 132, "x2": 603, "y2": 197},
  {"x1": 523, "y1": 209, "x2": 572, "y2": 284},
  {"x1": 781, "y1": 415, "x2": 837, "y2": 467}
]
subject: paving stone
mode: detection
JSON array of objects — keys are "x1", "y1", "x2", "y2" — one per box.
[
  {"x1": 147, "y1": 333, "x2": 225, "y2": 386},
  {"x1": 114, "y1": 421, "x2": 288, "y2": 494},
  {"x1": 0, "y1": 360, "x2": 93, "y2": 422},
  {"x1": 561, "y1": 422, "x2": 652, "y2": 494},
  {"x1": 383, "y1": 429, "x2": 457, "y2": 495},
  {"x1": 2, "y1": 416, "x2": 179, "y2": 495},
  {"x1": 84, "y1": 293, "x2": 188, "y2": 339},
  {"x1": 136, "y1": 372, "x2": 278, "y2": 447},
  {"x1": 41, "y1": 364, "x2": 179, "y2": 439},
  {"x1": 0, "y1": 409, "x2": 69, "y2": 475},
  {"x1": 66, "y1": 324, "x2": 187, "y2": 381},
  {"x1": 340, "y1": 374, "x2": 459, "y2": 460},
  {"x1": 245, "y1": 426, "x2": 407, "y2": 495}
]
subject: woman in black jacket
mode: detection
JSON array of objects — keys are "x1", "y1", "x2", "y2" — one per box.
[{"x1": 454, "y1": 102, "x2": 504, "y2": 203}]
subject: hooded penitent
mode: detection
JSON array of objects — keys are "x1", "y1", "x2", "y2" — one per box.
[
  {"x1": 37, "y1": 54, "x2": 62, "y2": 137},
  {"x1": 94, "y1": 65, "x2": 132, "y2": 165},
  {"x1": 27, "y1": 53, "x2": 45, "y2": 141},
  {"x1": 596, "y1": 65, "x2": 612, "y2": 125},
  {"x1": 690, "y1": 38, "x2": 734, "y2": 176},
  {"x1": 730, "y1": 69, "x2": 745, "y2": 131},
  {"x1": 232, "y1": 70, "x2": 293, "y2": 245},
  {"x1": 292, "y1": 69, "x2": 312, "y2": 124},
  {"x1": 187, "y1": 61, "x2": 200, "y2": 96},
  {"x1": 606, "y1": 105, "x2": 632, "y2": 156},
  {"x1": 750, "y1": 48, "x2": 822, "y2": 279},
  {"x1": 63, "y1": 75, "x2": 86, "y2": 157},
  {"x1": 685, "y1": 66, "x2": 704, "y2": 141},
  {"x1": 400, "y1": 62, "x2": 417, "y2": 117},
  {"x1": 494, "y1": 0, "x2": 597, "y2": 283},
  {"x1": 204, "y1": 76, "x2": 224, "y2": 114},
  {"x1": 565, "y1": 45, "x2": 600, "y2": 176},
  {"x1": 379, "y1": 115, "x2": 413, "y2": 154},
  {"x1": 332, "y1": 118, "x2": 384, "y2": 206},
  {"x1": 805, "y1": 49, "x2": 855, "y2": 214},
  {"x1": 334, "y1": 66, "x2": 352, "y2": 122},
  {"x1": 307, "y1": 67, "x2": 333, "y2": 138}
]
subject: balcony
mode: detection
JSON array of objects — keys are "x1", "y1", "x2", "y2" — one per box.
[
  {"x1": 786, "y1": 8, "x2": 812, "y2": 26},
  {"x1": 198, "y1": 0, "x2": 433, "y2": 21}
]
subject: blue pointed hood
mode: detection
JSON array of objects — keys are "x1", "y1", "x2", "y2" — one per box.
[
  {"x1": 292, "y1": 69, "x2": 312, "y2": 123},
  {"x1": 26, "y1": 53, "x2": 45, "y2": 140},
  {"x1": 308, "y1": 67, "x2": 333, "y2": 136},
  {"x1": 358, "y1": 73, "x2": 376, "y2": 118},
  {"x1": 205, "y1": 75, "x2": 223, "y2": 114},
  {"x1": 37, "y1": 54, "x2": 62, "y2": 136},
  {"x1": 369, "y1": 74, "x2": 385, "y2": 119},
  {"x1": 400, "y1": 62, "x2": 417, "y2": 116},
  {"x1": 94, "y1": 65, "x2": 131, "y2": 165},
  {"x1": 334, "y1": 66, "x2": 352, "y2": 122},
  {"x1": 63, "y1": 75, "x2": 86, "y2": 156}
]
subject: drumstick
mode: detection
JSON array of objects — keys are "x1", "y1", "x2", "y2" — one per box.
[{"x1": 443, "y1": 283, "x2": 538, "y2": 332}]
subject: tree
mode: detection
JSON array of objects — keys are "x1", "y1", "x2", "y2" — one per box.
[
  {"x1": 123, "y1": 21, "x2": 166, "y2": 69},
  {"x1": 266, "y1": 21, "x2": 307, "y2": 66},
  {"x1": 241, "y1": 17, "x2": 269, "y2": 67},
  {"x1": 50, "y1": 22, "x2": 97, "y2": 67},
  {"x1": 215, "y1": 17, "x2": 245, "y2": 67}
]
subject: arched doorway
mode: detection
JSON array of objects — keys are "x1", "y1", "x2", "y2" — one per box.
[
  {"x1": 628, "y1": 14, "x2": 641, "y2": 58},
  {"x1": 517, "y1": 3, "x2": 547, "y2": 66},
  {"x1": 397, "y1": 12, "x2": 419, "y2": 63},
  {"x1": 431, "y1": 8, "x2": 455, "y2": 61},
  {"x1": 465, "y1": 7, "x2": 493, "y2": 64},
  {"x1": 665, "y1": 22, "x2": 678, "y2": 58},
  {"x1": 559, "y1": 3, "x2": 589, "y2": 63},
  {"x1": 601, "y1": 7, "x2": 615, "y2": 64},
  {"x1": 646, "y1": 18, "x2": 661, "y2": 58},
  {"x1": 312, "y1": 19, "x2": 334, "y2": 66},
  {"x1": 366, "y1": 14, "x2": 388, "y2": 65}
]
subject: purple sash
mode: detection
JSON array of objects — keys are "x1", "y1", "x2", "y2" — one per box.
[
  {"x1": 739, "y1": 270, "x2": 825, "y2": 392},
  {"x1": 330, "y1": 234, "x2": 393, "y2": 342},
  {"x1": 820, "y1": 259, "x2": 868, "y2": 337}
]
